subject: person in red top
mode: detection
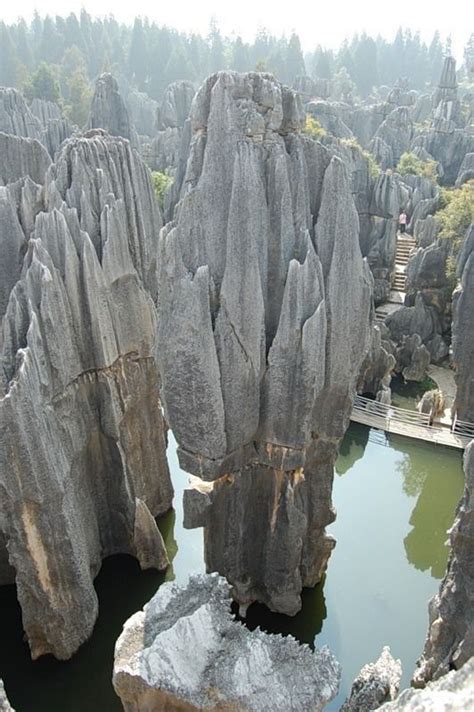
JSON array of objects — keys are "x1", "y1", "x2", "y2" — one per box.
[{"x1": 399, "y1": 210, "x2": 407, "y2": 234}]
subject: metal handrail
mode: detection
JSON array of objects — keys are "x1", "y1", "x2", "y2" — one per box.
[{"x1": 353, "y1": 395, "x2": 431, "y2": 426}]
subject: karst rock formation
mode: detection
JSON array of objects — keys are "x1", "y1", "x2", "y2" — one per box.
[
  {"x1": 157, "y1": 71, "x2": 373, "y2": 615},
  {"x1": 413, "y1": 440, "x2": 474, "y2": 686},
  {"x1": 113, "y1": 573, "x2": 341, "y2": 711},
  {"x1": 0, "y1": 131, "x2": 172, "y2": 660}
]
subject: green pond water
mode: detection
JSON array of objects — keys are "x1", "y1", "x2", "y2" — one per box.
[{"x1": 0, "y1": 424, "x2": 464, "y2": 711}]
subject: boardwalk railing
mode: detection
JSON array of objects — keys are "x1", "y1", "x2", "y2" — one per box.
[
  {"x1": 352, "y1": 395, "x2": 431, "y2": 426},
  {"x1": 452, "y1": 416, "x2": 474, "y2": 440},
  {"x1": 351, "y1": 395, "x2": 473, "y2": 450}
]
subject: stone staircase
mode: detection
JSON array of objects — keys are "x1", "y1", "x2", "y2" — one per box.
[{"x1": 392, "y1": 235, "x2": 416, "y2": 292}]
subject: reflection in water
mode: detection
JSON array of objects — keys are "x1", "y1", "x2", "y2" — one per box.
[
  {"x1": 0, "y1": 556, "x2": 166, "y2": 712},
  {"x1": 393, "y1": 440, "x2": 464, "y2": 579},
  {"x1": 0, "y1": 428, "x2": 464, "y2": 712},
  {"x1": 336, "y1": 422, "x2": 370, "y2": 475},
  {"x1": 237, "y1": 578, "x2": 327, "y2": 647}
]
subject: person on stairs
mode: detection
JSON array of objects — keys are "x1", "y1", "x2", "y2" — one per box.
[{"x1": 399, "y1": 210, "x2": 407, "y2": 234}]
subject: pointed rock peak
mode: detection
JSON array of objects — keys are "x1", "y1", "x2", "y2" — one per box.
[{"x1": 438, "y1": 56, "x2": 457, "y2": 89}]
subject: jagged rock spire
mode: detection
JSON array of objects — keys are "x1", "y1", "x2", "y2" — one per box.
[
  {"x1": 0, "y1": 132, "x2": 172, "y2": 660},
  {"x1": 158, "y1": 71, "x2": 373, "y2": 614}
]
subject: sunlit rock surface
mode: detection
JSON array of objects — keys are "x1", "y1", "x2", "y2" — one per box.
[
  {"x1": 413, "y1": 440, "x2": 474, "y2": 686},
  {"x1": 0, "y1": 680, "x2": 14, "y2": 712},
  {"x1": 0, "y1": 132, "x2": 172, "y2": 660},
  {"x1": 384, "y1": 658, "x2": 474, "y2": 711},
  {"x1": 158, "y1": 71, "x2": 373, "y2": 615},
  {"x1": 113, "y1": 573, "x2": 341, "y2": 712},
  {"x1": 341, "y1": 646, "x2": 402, "y2": 711}
]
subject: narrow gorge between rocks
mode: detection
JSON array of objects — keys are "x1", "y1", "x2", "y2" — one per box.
[{"x1": 0, "y1": 425, "x2": 463, "y2": 711}]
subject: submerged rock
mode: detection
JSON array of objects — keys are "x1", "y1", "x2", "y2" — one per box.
[
  {"x1": 383, "y1": 658, "x2": 474, "y2": 710},
  {"x1": 0, "y1": 132, "x2": 172, "y2": 660},
  {"x1": 341, "y1": 646, "x2": 402, "y2": 711},
  {"x1": 158, "y1": 71, "x2": 373, "y2": 615},
  {"x1": 413, "y1": 440, "x2": 474, "y2": 686},
  {"x1": 113, "y1": 573, "x2": 341, "y2": 711}
]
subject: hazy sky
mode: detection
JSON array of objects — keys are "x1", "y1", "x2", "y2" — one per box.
[{"x1": 2, "y1": 1, "x2": 473, "y2": 59}]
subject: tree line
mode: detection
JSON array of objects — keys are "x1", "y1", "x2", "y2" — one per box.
[{"x1": 1, "y1": 11, "x2": 473, "y2": 125}]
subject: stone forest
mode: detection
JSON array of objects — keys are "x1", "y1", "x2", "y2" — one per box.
[{"x1": 0, "y1": 11, "x2": 473, "y2": 712}]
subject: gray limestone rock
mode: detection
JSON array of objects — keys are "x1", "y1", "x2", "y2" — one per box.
[
  {"x1": 157, "y1": 71, "x2": 373, "y2": 614},
  {"x1": 156, "y1": 80, "x2": 195, "y2": 130},
  {"x1": 87, "y1": 73, "x2": 138, "y2": 146},
  {"x1": 374, "y1": 107, "x2": 413, "y2": 166},
  {"x1": 126, "y1": 89, "x2": 159, "y2": 137},
  {"x1": 293, "y1": 75, "x2": 330, "y2": 100},
  {"x1": 413, "y1": 440, "x2": 474, "y2": 686},
  {"x1": 349, "y1": 103, "x2": 391, "y2": 149},
  {"x1": 113, "y1": 573, "x2": 341, "y2": 712},
  {"x1": 307, "y1": 100, "x2": 353, "y2": 139},
  {"x1": 455, "y1": 153, "x2": 474, "y2": 187},
  {"x1": 0, "y1": 680, "x2": 14, "y2": 712},
  {"x1": 0, "y1": 133, "x2": 172, "y2": 660},
  {"x1": 452, "y1": 225, "x2": 474, "y2": 424},
  {"x1": 0, "y1": 132, "x2": 51, "y2": 186},
  {"x1": 410, "y1": 94, "x2": 432, "y2": 125},
  {"x1": 30, "y1": 98, "x2": 62, "y2": 126},
  {"x1": 41, "y1": 117, "x2": 75, "y2": 158},
  {"x1": 341, "y1": 646, "x2": 402, "y2": 711},
  {"x1": 0, "y1": 177, "x2": 44, "y2": 323},
  {"x1": 382, "y1": 658, "x2": 474, "y2": 711},
  {"x1": 406, "y1": 239, "x2": 450, "y2": 291},
  {"x1": 0, "y1": 88, "x2": 42, "y2": 139}
]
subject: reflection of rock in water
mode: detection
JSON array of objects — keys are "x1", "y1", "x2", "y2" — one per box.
[
  {"x1": 336, "y1": 423, "x2": 371, "y2": 476},
  {"x1": 236, "y1": 577, "x2": 327, "y2": 647},
  {"x1": 404, "y1": 466, "x2": 464, "y2": 579}
]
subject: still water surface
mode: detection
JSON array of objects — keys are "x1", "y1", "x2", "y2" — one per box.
[{"x1": 0, "y1": 423, "x2": 464, "y2": 711}]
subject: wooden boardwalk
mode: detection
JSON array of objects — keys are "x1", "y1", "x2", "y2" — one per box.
[{"x1": 350, "y1": 395, "x2": 473, "y2": 450}]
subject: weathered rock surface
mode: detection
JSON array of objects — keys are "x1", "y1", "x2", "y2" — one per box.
[
  {"x1": 293, "y1": 75, "x2": 330, "y2": 100},
  {"x1": 373, "y1": 107, "x2": 413, "y2": 167},
  {"x1": 383, "y1": 657, "x2": 474, "y2": 710},
  {"x1": 158, "y1": 71, "x2": 373, "y2": 615},
  {"x1": 452, "y1": 225, "x2": 474, "y2": 422},
  {"x1": 0, "y1": 132, "x2": 51, "y2": 186},
  {"x1": 413, "y1": 440, "x2": 474, "y2": 686},
  {"x1": 0, "y1": 680, "x2": 14, "y2": 712},
  {"x1": 411, "y1": 59, "x2": 474, "y2": 184},
  {"x1": 0, "y1": 177, "x2": 44, "y2": 323},
  {"x1": 156, "y1": 80, "x2": 195, "y2": 130},
  {"x1": 87, "y1": 73, "x2": 137, "y2": 146},
  {"x1": 341, "y1": 647, "x2": 402, "y2": 711},
  {"x1": 113, "y1": 573, "x2": 341, "y2": 712},
  {"x1": 0, "y1": 132, "x2": 172, "y2": 660},
  {"x1": 30, "y1": 98, "x2": 62, "y2": 126},
  {"x1": 456, "y1": 153, "x2": 474, "y2": 187},
  {"x1": 126, "y1": 89, "x2": 159, "y2": 137},
  {"x1": 0, "y1": 88, "x2": 42, "y2": 139}
]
